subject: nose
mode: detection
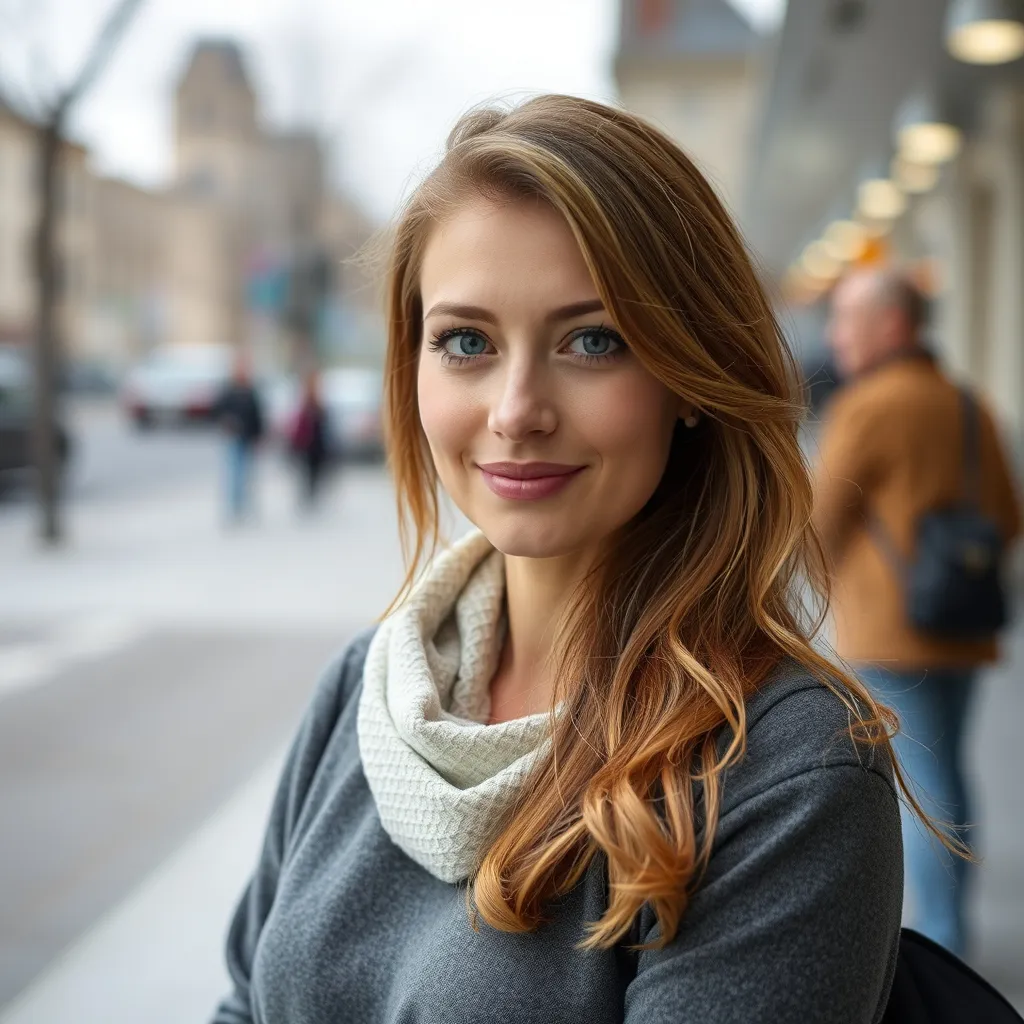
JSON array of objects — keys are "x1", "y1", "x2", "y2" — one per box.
[{"x1": 487, "y1": 360, "x2": 558, "y2": 442}]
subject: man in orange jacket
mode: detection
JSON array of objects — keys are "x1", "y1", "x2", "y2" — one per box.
[{"x1": 813, "y1": 268, "x2": 1021, "y2": 956}]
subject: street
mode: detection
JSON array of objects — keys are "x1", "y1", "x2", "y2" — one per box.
[
  {"x1": 1, "y1": 399, "x2": 408, "y2": 1019},
  {"x1": 0, "y1": 400, "x2": 1022, "y2": 1021}
]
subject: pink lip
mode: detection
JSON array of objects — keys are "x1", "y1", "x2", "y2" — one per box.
[{"x1": 477, "y1": 462, "x2": 585, "y2": 501}]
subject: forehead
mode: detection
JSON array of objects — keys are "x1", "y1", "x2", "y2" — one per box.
[
  {"x1": 834, "y1": 273, "x2": 880, "y2": 311},
  {"x1": 419, "y1": 198, "x2": 598, "y2": 309}
]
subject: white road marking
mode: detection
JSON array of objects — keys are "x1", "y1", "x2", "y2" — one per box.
[
  {"x1": 0, "y1": 617, "x2": 145, "y2": 698},
  {"x1": 0, "y1": 646, "x2": 58, "y2": 695},
  {"x1": 0, "y1": 749, "x2": 285, "y2": 1024}
]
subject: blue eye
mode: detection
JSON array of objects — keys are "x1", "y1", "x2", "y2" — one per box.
[
  {"x1": 444, "y1": 331, "x2": 488, "y2": 356},
  {"x1": 430, "y1": 328, "x2": 490, "y2": 362},
  {"x1": 567, "y1": 327, "x2": 624, "y2": 359}
]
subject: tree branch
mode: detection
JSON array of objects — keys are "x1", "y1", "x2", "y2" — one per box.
[{"x1": 56, "y1": 0, "x2": 144, "y2": 117}]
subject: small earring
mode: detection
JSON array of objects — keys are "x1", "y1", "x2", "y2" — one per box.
[{"x1": 684, "y1": 413, "x2": 699, "y2": 429}]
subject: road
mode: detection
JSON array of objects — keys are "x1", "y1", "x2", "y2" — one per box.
[
  {"x1": 0, "y1": 399, "x2": 220, "y2": 510},
  {"x1": 0, "y1": 401, "x2": 1021, "y2": 1020},
  {"x1": 0, "y1": 401, "x2": 407, "y2": 1018}
]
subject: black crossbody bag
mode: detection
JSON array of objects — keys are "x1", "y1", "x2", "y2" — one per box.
[
  {"x1": 883, "y1": 928, "x2": 1023, "y2": 1023},
  {"x1": 868, "y1": 388, "x2": 1009, "y2": 639}
]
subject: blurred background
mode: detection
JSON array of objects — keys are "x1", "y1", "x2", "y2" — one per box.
[{"x1": 1, "y1": 0, "x2": 1022, "y2": 1019}]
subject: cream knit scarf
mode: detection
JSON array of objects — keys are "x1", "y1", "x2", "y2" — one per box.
[{"x1": 357, "y1": 530, "x2": 553, "y2": 884}]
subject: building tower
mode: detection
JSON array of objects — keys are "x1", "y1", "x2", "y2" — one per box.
[
  {"x1": 614, "y1": 0, "x2": 760, "y2": 214},
  {"x1": 174, "y1": 40, "x2": 258, "y2": 203}
]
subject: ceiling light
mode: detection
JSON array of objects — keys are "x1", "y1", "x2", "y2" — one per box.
[
  {"x1": 899, "y1": 121, "x2": 962, "y2": 164},
  {"x1": 801, "y1": 241, "x2": 843, "y2": 281},
  {"x1": 782, "y1": 267, "x2": 826, "y2": 306},
  {"x1": 946, "y1": 0, "x2": 1024, "y2": 64},
  {"x1": 891, "y1": 156, "x2": 941, "y2": 194},
  {"x1": 855, "y1": 213, "x2": 894, "y2": 239},
  {"x1": 822, "y1": 219, "x2": 869, "y2": 261},
  {"x1": 894, "y1": 90, "x2": 963, "y2": 165},
  {"x1": 857, "y1": 177, "x2": 907, "y2": 221}
]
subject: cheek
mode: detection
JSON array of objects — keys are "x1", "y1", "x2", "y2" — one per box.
[
  {"x1": 576, "y1": 371, "x2": 678, "y2": 465},
  {"x1": 416, "y1": 354, "x2": 481, "y2": 470}
]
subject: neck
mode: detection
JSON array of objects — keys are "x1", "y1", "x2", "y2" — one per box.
[
  {"x1": 488, "y1": 548, "x2": 593, "y2": 723},
  {"x1": 863, "y1": 337, "x2": 925, "y2": 375}
]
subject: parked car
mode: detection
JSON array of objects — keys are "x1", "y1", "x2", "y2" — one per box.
[
  {"x1": 61, "y1": 359, "x2": 120, "y2": 396},
  {"x1": 121, "y1": 344, "x2": 233, "y2": 428},
  {"x1": 0, "y1": 346, "x2": 71, "y2": 484},
  {"x1": 266, "y1": 367, "x2": 384, "y2": 463}
]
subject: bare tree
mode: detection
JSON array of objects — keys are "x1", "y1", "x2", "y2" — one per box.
[{"x1": 28, "y1": 0, "x2": 145, "y2": 544}]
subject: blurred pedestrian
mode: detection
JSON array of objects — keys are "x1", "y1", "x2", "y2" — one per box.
[
  {"x1": 214, "y1": 352, "x2": 265, "y2": 523},
  {"x1": 288, "y1": 369, "x2": 330, "y2": 510},
  {"x1": 813, "y1": 267, "x2": 1022, "y2": 956}
]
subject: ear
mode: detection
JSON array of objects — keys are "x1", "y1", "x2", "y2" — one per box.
[{"x1": 678, "y1": 402, "x2": 700, "y2": 429}]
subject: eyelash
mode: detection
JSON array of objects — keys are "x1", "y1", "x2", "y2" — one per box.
[{"x1": 427, "y1": 325, "x2": 627, "y2": 368}]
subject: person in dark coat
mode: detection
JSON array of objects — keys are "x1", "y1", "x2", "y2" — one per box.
[
  {"x1": 215, "y1": 353, "x2": 264, "y2": 522},
  {"x1": 289, "y1": 370, "x2": 330, "y2": 509}
]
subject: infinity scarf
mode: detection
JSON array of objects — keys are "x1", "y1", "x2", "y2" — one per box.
[{"x1": 357, "y1": 530, "x2": 552, "y2": 883}]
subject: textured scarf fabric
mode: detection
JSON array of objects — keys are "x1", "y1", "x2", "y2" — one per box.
[{"x1": 357, "y1": 530, "x2": 553, "y2": 883}]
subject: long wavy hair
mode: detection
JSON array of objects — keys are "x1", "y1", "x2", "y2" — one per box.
[{"x1": 381, "y1": 94, "x2": 947, "y2": 950}]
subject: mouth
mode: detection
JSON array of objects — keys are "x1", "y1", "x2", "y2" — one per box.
[{"x1": 476, "y1": 461, "x2": 585, "y2": 501}]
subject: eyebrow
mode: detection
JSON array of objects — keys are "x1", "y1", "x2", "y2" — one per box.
[{"x1": 422, "y1": 298, "x2": 607, "y2": 325}]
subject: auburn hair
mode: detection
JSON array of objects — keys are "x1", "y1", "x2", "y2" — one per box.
[{"x1": 380, "y1": 94, "x2": 953, "y2": 949}]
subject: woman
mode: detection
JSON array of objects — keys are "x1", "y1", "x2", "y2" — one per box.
[
  {"x1": 212, "y1": 96, "x2": 922, "y2": 1024},
  {"x1": 288, "y1": 370, "x2": 330, "y2": 509}
]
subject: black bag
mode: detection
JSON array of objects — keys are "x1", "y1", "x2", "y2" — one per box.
[
  {"x1": 869, "y1": 388, "x2": 1009, "y2": 639},
  {"x1": 882, "y1": 928, "x2": 1023, "y2": 1023}
]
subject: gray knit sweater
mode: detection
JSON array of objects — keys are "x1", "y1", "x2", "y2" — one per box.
[{"x1": 211, "y1": 629, "x2": 903, "y2": 1024}]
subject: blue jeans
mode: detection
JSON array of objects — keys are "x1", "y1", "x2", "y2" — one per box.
[
  {"x1": 858, "y1": 665, "x2": 977, "y2": 957},
  {"x1": 225, "y1": 437, "x2": 254, "y2": 520}
]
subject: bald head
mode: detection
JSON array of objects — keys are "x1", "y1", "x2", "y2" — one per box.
[{"x1": 828, "y1": 269, "x2": 927, "y2": 378}]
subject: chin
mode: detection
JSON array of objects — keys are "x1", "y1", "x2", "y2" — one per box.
[{"x1": 472, "y1": 510, "x2": 595, "y2": 560}]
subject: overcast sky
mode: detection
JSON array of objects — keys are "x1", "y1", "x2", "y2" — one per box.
[{"x1": 0, "y1": 0, "x2": 784, "y2": 221}]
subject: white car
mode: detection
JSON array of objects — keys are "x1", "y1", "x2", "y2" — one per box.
[
  {"x1": 122, "y1": 345, "x2": 233, "y2": 427},
  {"x1": 266, "y1": 367, "x2": 384, "y2": 462}
]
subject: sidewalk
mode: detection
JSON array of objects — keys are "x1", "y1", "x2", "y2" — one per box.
[
  {"x1": 0, "y1": 753, "x2": 285, "y2": 1024},
  {"x1": 1, "y1": 461, "x2": 407, "y2": 632}
]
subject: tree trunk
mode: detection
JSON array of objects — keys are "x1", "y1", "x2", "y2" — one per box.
[{"x1": 33, "y1": 117, "x2": 63, "y2": 546}]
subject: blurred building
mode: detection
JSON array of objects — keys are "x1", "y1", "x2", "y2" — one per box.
[
  {"x1": 744, "y1": 0, "x2": 1024, "y2": 446},
  {"x1": 0, "y1": 39, "x2": 379, "y2": 379},
  {"x1": 171, "y1": 40, "x2": 379, "y2": 370},
  {"x1": 85, "y1": 176, "x2": 169, "y2": 367},
  {"x1": 614, "y1": 0, "x2": 761, "y2": 211},
  {"x1": 0, "y1": 100, "x2": 92, "y2": 358}
]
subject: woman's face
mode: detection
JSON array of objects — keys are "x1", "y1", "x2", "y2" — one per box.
[{"x1": 417, "y1": 196, "x2": 688, "y2": 560}]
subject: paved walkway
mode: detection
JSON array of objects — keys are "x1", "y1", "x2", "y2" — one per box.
[
  {"x1": 1, "y1": 444, "x2": 412, "y2": 1018},
  {"x1": 0, "y1": 756, "x2": 283, "y2": 1024}
]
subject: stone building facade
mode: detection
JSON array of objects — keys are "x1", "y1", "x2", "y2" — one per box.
[
  {"x1": 614, "y1": 0, "x2": 761, "y2": 213},
  {"x1": 0, "y1": 39, "x2": 378, "y2": 375}
]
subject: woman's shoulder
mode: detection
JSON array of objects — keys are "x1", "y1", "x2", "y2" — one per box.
[
  {"x1": 305, "y1": 625, "x2": 378, "y2": 727},
  {"x1": 718, "y1": 658, "x2": 898, "y2": 817}
]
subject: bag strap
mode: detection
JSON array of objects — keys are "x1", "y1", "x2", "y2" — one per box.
[
  {"x1": 867, "y1": 384, "x2": 982, "y2": 575},
  {"x1": 865, "y1": 510, "x2": 907, "y2": 579},
  {"x1": 959, "y1": 387, "x2": 982, "y2": 507}
]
